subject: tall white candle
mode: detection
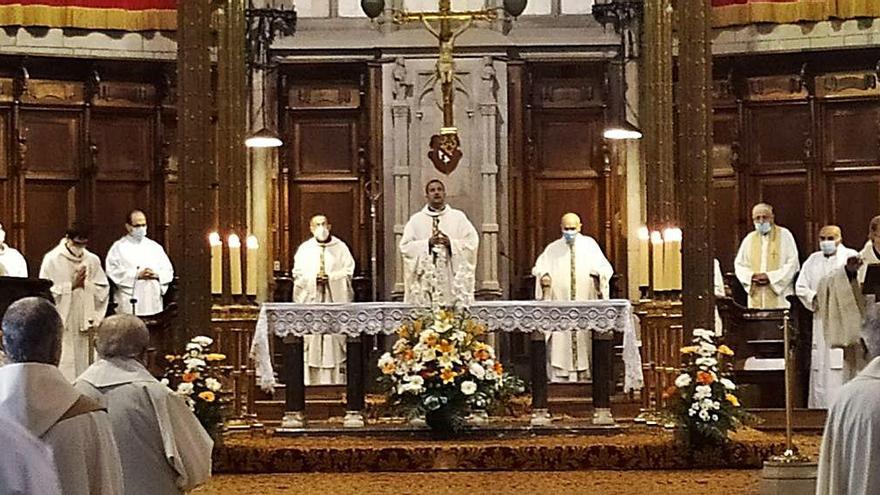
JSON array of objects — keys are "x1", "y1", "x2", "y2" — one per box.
[
  {"x1": 651, "y1": 230, "x2": 665, "y2": 291},
  {"x1": 664, "y1": 227, "x2": 682, "y2": 291},
  {"x1": 246, "y1": 235, "x2": 259, "y2": 297},
  {"x1": 228, "y1": 233, "x2": 242, "y2": 296},
  {"x1": 209, "y1": 232, "x2": 222, "y2": 295}
]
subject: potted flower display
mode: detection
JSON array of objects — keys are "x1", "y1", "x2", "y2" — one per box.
[{"x1": 162, "y1": 335, "x2": 226, "y2": 438}]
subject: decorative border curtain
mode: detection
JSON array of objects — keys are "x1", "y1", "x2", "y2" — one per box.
[
  {"x1": 0, "y1": 0, "x2": 176, "y2": 31},
  {"x1": 712, "y1": 0, "x2": 880, "y2": 28}
]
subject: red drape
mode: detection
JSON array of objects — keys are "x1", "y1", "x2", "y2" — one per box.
[{"x1": 0, "y1": 0, "x2": 176, "y2": 31}]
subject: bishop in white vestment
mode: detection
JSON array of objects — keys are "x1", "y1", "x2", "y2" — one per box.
[
  {"x1": 795, "y1": 225, "x2": 860, "y2": 408},
  {"x1": 0, "y1": 414, "x2": 62, "y2": 495},
  {"x1": 816, "y1": 302, "x2": 880, "y2": 494},
  {"x1": 292, "y1": 215, "x2": 355, "y2": 385},
  {"x1": 734, "y1": 203, "x2": 800, "y2": 309},
  {"x1": 106, "y1": 210, "x2": 174, "y2": 316},
  {"x1": 533, "y1": 213, "x2": 613, "y2": 382},
  {"x1": 400, "y1": 180, "x2": 479, "y2": 306},
  {"x1": 0, "y1": 222, "x2": 28, "y2": 277},
  {"x1": 39, "y1": 226, "x2": 110, "y2": 381},
  {"x1": 76, "y1": 315, "x2": 213, "y2": 495},
  {"x1": 0, "y1": 298, "x2": 123, "y2": 495}
]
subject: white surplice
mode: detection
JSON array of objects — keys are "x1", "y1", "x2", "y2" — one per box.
[
  {"x1": 796, "y1": 244, "x2": 860, "y2": 409},
  {"x1": 75, "y1": 358, "x2": 213, "y2": 495},
  {"x1": 105, "y1": 234, "x2": 174, "y2": 316},
  {"x1": 532, "y1": 233, "x2": 613, "y2": 382},
  {"x1": 292, "y1": 236, "x2": 355, "y2": 385},
  {"x1": 0, "y1": 414, "x2": 62, "y2": 495},
  {"x1": 0, "y1": 244, "x2": 28, "y2": 277},
  {"x1": 714, "y1": 258, "x2": 725, "y2": 336},
  {"x1": 857, "y1": 240, "x2": 880, "y2": 284},
  {"x1": 0, "y1": 363, "x2": 123, "y2": 495},
  {"x1": 400, "y1": 204, "x2": 479, "y2": 306},
  {"x1": 816, "y1": 355, "x2": 880, "y2": 495},
  {"x1": 734, "y1": 226, "x2": 800, "y2": 309},
  {"x1": 39, "y1": 240, "x2": 110, "y2": 381}
]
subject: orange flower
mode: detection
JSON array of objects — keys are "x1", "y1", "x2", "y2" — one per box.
[
  {"x1": 402, "y1": 350, "x2": 415, "y2": 362},
  {"x1": 398, "y1": 324, "x2": 411, "y2": 339},
  {"x1": 726, "y1": 393, "x2": 740, "y2": 407},
  {"x1": 474, "y1": 349, "x2": 490, "y2": 361},
  {"x1": 182, "y1": 372, "x2": 199, "y2": 383},
  {"x1": 198, "y1": 391, "x2": 215, "y2": 402},
  {"x1": 164, "y1": 354, "x2": 177, "y2": 362},
  {"x1": 206, "y1": 353, "x2": 226, "y2": 362},
  {"x1": 493, "y1": 362, "x2": 504, "y2": 375},
  {"x1": 440, "y1": 369, "x2": 458, "y2": 384},
  {"x1": 696, "y1": 371, "x2": 715, "y2": 385},
  {"x1": 381, "y1": 362, "x2": 396, "y2": 375},
  {"x1": 718, "y1": 345, "x2": 734, "y2": 356},
  {"x1": 680, "y1": 346, "x2": 699, "y2": 354},
  {"x1": 413, "y1": 320, "x2": 423, "y2": 333},
  {"x1": 425, "y1": 334, "x2": 438, "y2": 347},
  {"x1": 438, "y1": 340, "x2": 454, "y2": 354},
  {"x1": 661, "y1": 385, "x2": 678, "y2": 400}
]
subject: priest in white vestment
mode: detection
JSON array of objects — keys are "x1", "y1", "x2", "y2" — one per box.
[
  {"x1": 0, "y1": 222, "x2": 28, "y2": 277},
  {"x1": 0, "y1": 297, "x2": 123, "y2": 495},
  {"x1": 0, "y1": 414, "x2": 62, "y2": 495},
  {"x1": 734, "y1": 203, "x2": 800, "y2": 309},
  {"x1": 795, "y1": 225, "x2": 860, "y2": 409},
  {"x1": 532, "y1": 213, "x2": 613, "y2": 382},
  {"x1": 106, "y1": 209, "x2": 174, "y2": 316},
  {"x1": 816, "y1": 301, "x2": 880, "y2": 494},
  {"x1": 400, "y1": 179, "x2": 479, "y2": 306},
  {"x1": 854, "y1": 214, "x2": 880, "y2": 284},
  {"x1": 714, "y1": 258, "x2": 725, "y2": 336},
  {"x1": 75, "y1": 314, "x2": 213, "y2": 495},
  {"x1": 39, "y1": 224, "x2": 110, "y2": 381},
  {"x1": 292, "y1": 215, "x2": 355, "y2": 385}
]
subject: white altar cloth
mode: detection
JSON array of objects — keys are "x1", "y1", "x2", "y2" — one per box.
[{"x1": 250, "y1": 300, "x2": 643, "y2": 394}]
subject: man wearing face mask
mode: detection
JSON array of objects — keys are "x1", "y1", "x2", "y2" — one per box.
[
  {"x1": 105, "y1": 209, "x2": 174, "y2": 316},
  {"x1": 795, "y1": 225, "x2": 859, "y2": 408},
  {"x1": 734, "y1": 202, "x2": 800, "y2": 309},
  {"x1": 38, "y1": 223, "x2": 110, "y2": 380},
  {"x1": 532, "y1": 212, "x2": 613, "y2": 382},
  {"x1": 292, "y1": 215, "x2": 355, "y2": 385},
  {"x1": 0, "y1": 222, "x2": 28, "y2": 277}
]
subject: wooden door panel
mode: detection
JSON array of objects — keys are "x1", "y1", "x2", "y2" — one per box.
[
  {"x1": 22, "y1": 111, "x2": 80, "y2": 178},
  {"x1": 535, "y1": 179, "x2": 603, "y2": 255},
  {"x1": 0, "y1": 112, "x2": 8, "y2": 178},
  {"x1": 535, "y1": 111, "x2": 603, "y2": 177},
  {"x1": 823, "y1": 101, "x2": 880, "y2": 169},
  {"x1": 92, "y1": 180, "x2": 150, "y2": 260},
  {"x1": 712, "y1": 110, "x2": 738, "y2": 176},
  {"x1": 25, "y1": 180, "x2": 76, "y2": 274},
  {"x1": 829, "y1": 174, "x2": 880, "y2": 249},
  {"x1": 92, "y1": 113, "x2": 153, "y2": 181},
  {"x1": 748, "y1": 104, "x2": 810, "y2": 172},
  {"x1": 290, "y1": 182, "x2": 360, "y2": 260},
  {"x1": 712, "y1": 178, "x2": 739, "y2": 272},
  {"x1": 754, "y1": 175, "x2": 808, "y2": 259},
  {"x1": 291, "y1": 118, "x2": 358, "y2": 176}
]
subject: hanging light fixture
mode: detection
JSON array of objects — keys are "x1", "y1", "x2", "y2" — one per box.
[
  {"x1": 593, "y1": 0, "x2": 643, "y2": 141},
  {"x1": 245, "y1": 127, "x2": 282, "y2": 148}
]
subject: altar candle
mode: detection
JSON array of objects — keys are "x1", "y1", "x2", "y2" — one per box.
[
  {"x1": 651, "y1": 230, "x2": 665, "y2": 291},
  {"x1": 637, "y1": 226, "x2": 649, "y2": 287},
  {"x1": 209, "y1": 232, "x2": 222, "y2": 295},
  {"x1": 229, "y1": 233, "x2": 242, "y2": 296},
  {"x1": 246, "y1": 235, "x2": 259, "y2": 297},
  {"x1": 664, "y1": 227, "x2": 682, "y2": 291}
]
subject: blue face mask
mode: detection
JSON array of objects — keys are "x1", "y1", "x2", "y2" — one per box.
[
  {"x1": 754, "y1": 222, "x2": 771, "y2": 235},
  {"x1": 563, "y1": 231, "x2": 577, "y2": 243}
]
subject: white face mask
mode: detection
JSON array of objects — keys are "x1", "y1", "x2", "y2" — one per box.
[
  {"x1": 819, "y1": 240, "x2": 837, "y2": 256},
  {"x1": 130, "y1": 226, "x2": 147, "y2": 240},
  {"x1": 313, "y1": 226, "x2": 329, "y2": 242},
  {"x1": 68, "y1": 244, "x2": 84, "y2": 257},
  {"x1": 0, "y1": 229, "x2": 5, "y2": 246}
]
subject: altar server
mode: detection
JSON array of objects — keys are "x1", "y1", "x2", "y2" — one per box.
[
  {"x1": 0, "y1": 222, "x2": 28, "y2": 277},
  {"x1": 0, "y1": 297, "x2": 123, "y2": 495},
  {"x1": 734, "y1": 202, "x2": 800, "y2": 309},
  {"x1": 399, "y1": 179, "x2": 479, "y2": 306},
  {"x1": 39, "y1": 223, "x2": 109, "y2": 380},
  {"x1": 532, "y1": 212, "x2": 613, "y2": 382},
  {"x1": 106, "y1": 209, "x2": 174, "y2": 316},
  {"x1": 292, "y1": 214, "x2": 355, "y2": 385},
  {"x1": 76, "y1": 314, "x2": 213, "y2": 495}
]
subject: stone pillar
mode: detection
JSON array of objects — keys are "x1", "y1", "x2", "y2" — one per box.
[
  {"x1": 177, "y1": 0, "x2": 214, "y2": 339},
  {"x1": 387, "y1": 57, "x2": 413, "y2": 300},
  {"x1": 249, "y1": 68, "x2": 278, "y2": 302},
  {"x1": 477, "y1": 56, "x2": 502, "y2": 299},
  {"x1": 677, "y1": 0, "x2": 714, "y2": 331}
]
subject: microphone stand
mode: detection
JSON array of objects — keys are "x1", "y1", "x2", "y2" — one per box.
[{"x1": 130, "y1": 266, "x2": 139, "y2": 315}]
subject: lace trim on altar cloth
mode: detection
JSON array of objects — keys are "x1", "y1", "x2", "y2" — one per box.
[{"x1": 251, "y1": 300, "x2": 644, "y2": 394}]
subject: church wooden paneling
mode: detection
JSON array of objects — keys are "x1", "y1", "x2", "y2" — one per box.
[
  {"x1": 21, "y1": 110, "x2": 81, "y2": 178},
  {"x1": 746, "y1": 103, "x2": 811, "y2": 173},
  {"x1": 290, "y1": 182, "x2": 359, "y2": 254},
  {"x1": 829, "y1": 174, "x2": 880, "y2": 247},
  {"x1": 291, "y1": 117, "x2": 359, "y2": 176},
  {"x1": 24, "y1": 180, "x2": 75, "y2": 273},
  {"x1": 534, "y1": 110, "x2": 604, "y2": 177},
  {"x1": 92, "y1": 112, "x2": 154, "y2": 182},
  {"x1": 535, "y1": 179, "x2": 602, "y2": 253},
  {"x1": 92, "y1": 181, "x2": 150, "y2": 259},
  {"x1": 822, "y1": 101, "x2": 880, "y2": 169},
  {"x1": 712, "y1": 178, "x2": 739, "y2": 271},
  {"x1": 753, "y1": 174, "x2": 809, "y2": 258}
]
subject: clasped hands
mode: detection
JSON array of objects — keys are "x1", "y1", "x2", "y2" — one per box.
[
  {"x1": 751, "y1": 272, "x2": 770, "y2": 286},
  {"x1": 137, "y1": 268, "x2": 159, "y2": 280},
  {"x1": 430, "y1": 232, "x2": 451, "y2": 250}
]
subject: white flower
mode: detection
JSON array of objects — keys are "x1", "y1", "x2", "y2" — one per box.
[
  {"x1": 694, "y1": 384, "x2": 712, "y2": 399},
  {"x1": 205, "y1": 378, "x2": 222, "y2": 392},
  {"x1": 186, "y1": 343, "x2": 202, "y2": 351},
  {"x1": 176, "y1": 382, "x2": 194, "y2": 395},
  {"x1": 695, "y1": 357, "x2": 718, "y2": 367},
  {"x1": 191, "y1": 336, "x2": 213, "y2": 346},
  {"x1": 469, "y1": 362, "x2": 487, "y2": 380},
  {"x1": 674, "y1": 373, "x2": 692, "y2": 388},
  {"x1": 184, "y1": 358, "x2": 206, "y2": 370},
  {"x1": 699, "y1": 409, "x2": 710, "y2": 421},
  {"x1": 712, "y1": 415, "x2": 718, "y2": 421},
  {"x1": 461, "y1": 381, "x2": 477, "y2": 395},
  {"x1": 160, "y1": 378, "x2": 170, "y2": 386},
  {"x1": 378, "y1": 353, "x2": 394, "y2": 369},
  {"x1": 420, "y1": 348, "x2": 437, "y2": 362},
  {"x1": 720, "y1": 378, "x2": 736, "y2": 390},
  {"x1": 693, "y1": 329, "x2": 714, "y2": 339}
]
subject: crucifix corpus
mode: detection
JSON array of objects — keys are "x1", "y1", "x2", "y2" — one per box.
[{"x1": 361, "y1": 0, "x2": 527, "y2": 174}]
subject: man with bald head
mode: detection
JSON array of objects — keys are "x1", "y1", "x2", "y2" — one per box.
[
  {"x1": 75, "y1": 314, "x2": 213, "y2": 495},
  {"x1": 734, "y1": 202, "x2": 800, "y2": 309},
  {"x1": 796, "y1": 225, "x2": 860, "y2": 408},
  {"x1": 532, "y1": 213, "x2": 613, "y2": 383}
]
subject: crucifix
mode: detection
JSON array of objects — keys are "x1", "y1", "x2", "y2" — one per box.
[{"x1": 361, "y1": 0, "x2": 526, "y2": 173}]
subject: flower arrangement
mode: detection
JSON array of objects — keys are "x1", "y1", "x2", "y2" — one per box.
[
  {"x1": 666, "y1": 328, "x2": 749, "y2": 446},
  {"x1": 162, "y1": 335, "x2": 226, "y2": 435},
  {"x1": 378, "y1": 307, "x2": 523, "y2": 436}
]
